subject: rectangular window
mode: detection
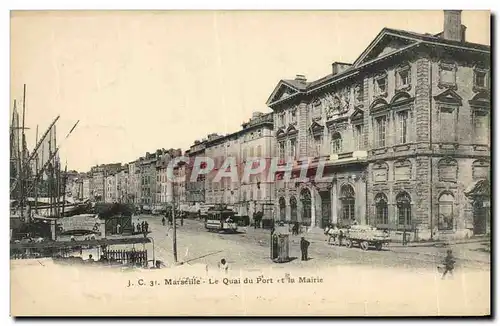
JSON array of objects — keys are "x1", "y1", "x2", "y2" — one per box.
[
  {"x1": 291, "y1": 110, "x2": 297, "y2": 123},
  {"x1": 397, "y1": 68, "x2": 410, "y2": 88},
  {"x1": 314, "y1": 135, "x2": 323, "y2": 156},
  {"x1": 440, "y1": 66, "x2": 456, "y2": 85},
  {"x1": 474, "y1": 111, "x2": 489, "y2": 145},
  {"x1": 354, "y1": 125, "x2": 363, "y2": 150},
  {"x1": 289, "y1": 138, "x2": 296, "y2": 159},
  {"x1": 474, "y1": 71, "x2": 487, "y2": 88},
  {"x1": 440, "y1": 107, "x2": 456, "y2": 143},
  {"x1": 375, "y1": 77, "x2": 387, "y2": 95},
  {"x1": 279, "y1": 113, "x2": 285, "y2": 126},
  {"x1": 375, "y1": 116, "x2": 387, "y2": 148},
  {"x1": 279, "y1": 142, "x2": 286, "y2": 160},
  {"x1": 398, "y1": 111, "x2": 409, "y2": 144}
]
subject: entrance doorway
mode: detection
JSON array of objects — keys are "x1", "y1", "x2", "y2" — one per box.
[
  {"x1": 319, "y1": 190, "x2": 331, "y2": 229},
  {"x1": 473, "y1": 199, "x2": 488, "y2": 235}
]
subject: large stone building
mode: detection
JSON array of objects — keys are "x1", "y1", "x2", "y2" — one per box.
[
  {"x1": 205, "y1": 133, "x2": 237, "y2": 206},
  {"x1": 266, "y1": 10, "x2": 490, "y2": 240},
  {"x1": 238, "y1": 112, "x2": 275, "y2": 219},
  {"x1": 202, "y1": 112, "x2": 275, "y2": 220}
]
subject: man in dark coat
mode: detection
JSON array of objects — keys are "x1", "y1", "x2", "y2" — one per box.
[
  {"x1": 441, "y1": 249, "x2": 456, "y2": 279},
  {"x1": 300, "y1": 237, "x2": 310, "y2": 261}
]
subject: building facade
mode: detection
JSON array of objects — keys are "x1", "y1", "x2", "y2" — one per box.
[
  {"x1": 90, "y1": 163, "x2": 122, "y2": 202},
  {"x1": 186, "y1": 139, "x2": 207, "y2": 208},
  {"x1": 238, "y1": 112, "x2": 275, "y2": 219},
  {"x1": 138, "y1": 152, "x2": 159, "y2": 211},
  {"x1": 82, "y1": 176, "x2": 91, "y2": 200},
  {"x1": 127, "y1": 161, "x2": 140, "y2": 205},
  {"x1": 266, "y1": 10, "x2": 490, "y2": 240}
]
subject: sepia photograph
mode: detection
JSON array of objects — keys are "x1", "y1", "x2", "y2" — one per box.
[{"x1": 9, "y1": 9, "x2": 491, "y2": 317}]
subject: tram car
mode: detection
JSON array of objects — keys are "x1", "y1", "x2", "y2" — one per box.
[{"x1": 204, "y1": 205, "x2": 238, "y2": 233}]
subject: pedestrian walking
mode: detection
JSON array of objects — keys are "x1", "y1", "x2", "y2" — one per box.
[
  {"x1": 300, "y1": 237, "x2": 310, "y2": 261},
  {"x1": 218, "y1": 258, "x2": 229, "y2": 274},
  {"x1": 441, "y1": 249, "x2": 456, "y2": 279},
  {"x1": 116, "y1": 223, "x2": 121, "y2": 234},
  {"x1": 136, "y1": 223, "x2": 141, "y2": 234},
  {"x1": 162, "y1": 217, "x2": 166, "y2": 226},
  {"x1": 145, "y1": 221, "x2": 149, "y2": 233},
  {"x1": 131, "y1": 222, "x2": 135, "y2": 234}
]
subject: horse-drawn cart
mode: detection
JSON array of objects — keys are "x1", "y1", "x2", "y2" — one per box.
[{"x1": 326, "y1": 225, "x2": 390, "y2": 251}]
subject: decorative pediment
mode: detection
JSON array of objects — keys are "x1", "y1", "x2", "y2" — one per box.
[
  {"x1": 276, "y1": 128, "x2": 286, "y2": 138},
  {"x1": 266, "y1": 81, "x2": 301, "y2": 106},
  {"x1": 309, "y1": 120, "x2": 324, "y2": 135},
  {"x1": 390, "y1": 91, "x2": 414, "y2": 107},
  {"x1": 286, "y1": 124, "x2": 298, "y2": 135},
  {"x1": 433, "y1": 89, "x2": 462, "y2": 106},
  {"x1": 352, "y1": 29, "x2": 419, "y2": 68},
  {"x1": 350, "y1": 108, "x2": 364, "y2": 122},
  {"x1": 369, "y1": 98, "x2": 389, "y2": 113},
  {"x1": 326, "y1": 116, "x2": 349, "y2": 130},
  {"x1": 469, "y1": 91, "x2": 490, "y2": 108}
]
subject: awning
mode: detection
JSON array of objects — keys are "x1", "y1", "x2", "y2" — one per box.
[{"x1": 465, "y1": 179, "x2": 490, "y2": 197}]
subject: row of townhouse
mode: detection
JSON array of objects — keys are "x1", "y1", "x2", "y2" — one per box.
[
  {"x1": 72, "y1": 149, "x2": 186, "y2": 209},
  {"x1": 184, "y1": 111, "x2": 276, "y2": 219}
]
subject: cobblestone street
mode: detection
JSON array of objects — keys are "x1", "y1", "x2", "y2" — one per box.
[{"x1": 135, "y1": 215, "x2": 491, "y2": 273}]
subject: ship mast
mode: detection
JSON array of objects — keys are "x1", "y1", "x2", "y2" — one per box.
[{"x1": 20, "y1": 85, "x2": 26, "y2": 221}]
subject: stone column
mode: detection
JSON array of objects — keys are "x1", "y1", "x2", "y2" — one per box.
[
  {"x1": 310, "y1": 189, "x2": 316, "y2": 228},
  {"x1": 298, "y1": 100, "x2": 309, "y2": 158},
  {"x1": 285, "y1": 201, "x2": 291, "y2": 221},
  {"x1": 331, "y1": 182, "x2": 338, "y2": 224}
]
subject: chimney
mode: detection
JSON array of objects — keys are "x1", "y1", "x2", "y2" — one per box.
[
  {"x1": 332, "y1": 62, "x2": 352, "y2": 76},
  {"x1": 295, "y1": 74, "x2": 307, "y2": 84},
  {"x1": 443, "y1": 10, "x2": 464, "y2": 42}
]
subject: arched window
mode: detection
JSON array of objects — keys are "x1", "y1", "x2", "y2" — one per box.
[
  {"x1": 331, "y1": 132, "x2": 342, "y2": 154},
  {"x1": 374, "y1": 193, "x2": 388, "y2": 225},
  {"x1": 279, "y1": 197, "x2": 286, "y2": 221},
  {"x1": 290, "y1": 196, "x2": 298, "y2": 222},
  {"x1": 396, "y1": 192, "x2": 412, "y2": 226},
  {"x1": 340, "y1": 184, "x2": 355, "y2": 221},
  {"x1": 300, "y1": 189, "x2": 312, "y2": 225},
  {"x1": 438, "y1": 193, "x2": 454, "y2": 231}
]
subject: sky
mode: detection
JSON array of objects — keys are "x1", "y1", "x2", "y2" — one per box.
[{"x1": 10, "y1": 10, "x2": 490, "y2": 172}]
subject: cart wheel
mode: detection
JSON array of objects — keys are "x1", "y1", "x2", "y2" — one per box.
[
  {"x1": 345, "y1": 239, "x2": 352, "y2": 248},
  {"x1": 375, "y1": 243, "x2": 382, "y2": 251},
  {"x1": 360, "y1": 241, "x2": 369, "y2": 251}
]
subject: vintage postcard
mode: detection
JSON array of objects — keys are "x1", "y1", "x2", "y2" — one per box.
[{"x1": 10, "y1": 10, "x2": 491, "y2": 316}]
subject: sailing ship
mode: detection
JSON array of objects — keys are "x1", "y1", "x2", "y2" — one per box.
[{"x1": 10, "y1": 85, "x2": 83, "y2": 239}]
